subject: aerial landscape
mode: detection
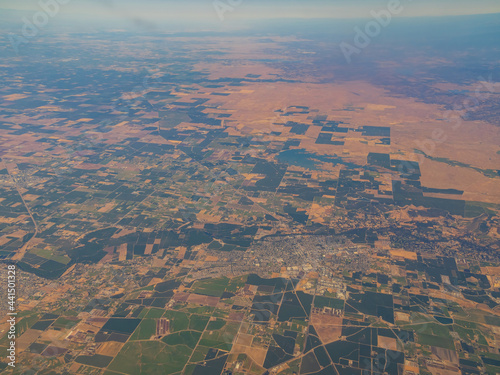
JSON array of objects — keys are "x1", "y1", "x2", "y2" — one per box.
[{"x1": 0, "y1": 0, "x2": 499, "y2": 374}]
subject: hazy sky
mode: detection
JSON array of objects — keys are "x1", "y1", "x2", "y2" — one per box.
[{"x1": 2, "y1": 0, "x2": 500, "y2": 22}]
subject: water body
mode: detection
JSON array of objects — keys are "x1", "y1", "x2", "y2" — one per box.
[{"x1": 276, "y1": 149, "x2": 358, "y2": 170}]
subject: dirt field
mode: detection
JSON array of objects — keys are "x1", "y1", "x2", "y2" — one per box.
[
  {"x1": 172, "y1": 292, "x2": 190, "y2": 303},
  {"x1": 395, "y1": 312, "x2": 410, "y2": 322},
  {"x1": 378, "y1": 335, "x2": 398, "y2": 351},
  {"x1": 310, "y1": 314, "x2": 343, "y2": 343},
  {"x1": 39, "y1": 329, "x2": 67, "y2": 342},
  {"x1": 390, "y1": 250, "x2": 418, "y2": 260},
  {"x1": 228, "y1": 311, "x2": 245, "y2": 322},
  {"x1": 427, "y1": 363, "x2": 461, "y2": 375},
  {"x1": 186, "y1": 294, "x2": 220, "y2": 307},
  {"x1": 231, "y1": 341, "x2": 268, "y2": 367},
  {"x1": 97, "y1": 341, "x2": 124, "y2": 357},
  {"x1": 16, "y1": 329, "x2": 41, "y2": 352},
  {"x1": 431, "y1": 347, "x2": 459, "y2": 365},
  {"x1": 235, "y1": 333, "x2": 254, "y2": 346}
]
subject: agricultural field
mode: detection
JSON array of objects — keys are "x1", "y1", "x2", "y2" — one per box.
[{"x1": 0, "y1": 3, "x2": 499, "y2": 375}]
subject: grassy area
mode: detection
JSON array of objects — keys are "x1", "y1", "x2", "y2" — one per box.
[
  {"x1": 417, "y1": 333, "x2": 455, "y2": 350},
  {"x1": 188, "y1": 315, "x2": 210, "y2": 332},
  {"x1": 189, "y1": 345, "x2": 211, "y2": 362},
  {"x1": 162, "y1": 310, "x2": 190, "y2": 332},
  {"x1": 485, "y1": 315, "x2": 500, "y2": 327},
  {"x1": 108, "y1": 341, "x2": 192, "y2": 375},
  {"x1": 53, "y1": 317, "x2": 80, "y2": 329},
  {"x1": 191, "y1": 277, "x2": 230, "y2": 297},
  {"x1": 162, "y1": 330, "x2": 201, "y2": 349},
  {"x1": 183, "y1": 306, "x2": 215, "y2": 315},
  {"x1": 206, "y1": 318, "x2": 226, "y2": 331},
  {"x1": 199, "y1": 321, "x2": 240, "y2": 351},
  {"x1": 226, "y1": 275, "x2": 247, "y2": 292},
  {"x1": 465, "y1": 201, "x2": 499, "y2": 218},
  {"x1": 129, "y1": 319, "x2": 156, "y2": 341},
  {"x1": 453, "y1": 324, "x2": 476, "y2": 342},
  {"x1": 145, "y1": 308, "x2": 165, "y2": 319}
]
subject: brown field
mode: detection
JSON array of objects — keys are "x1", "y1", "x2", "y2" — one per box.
[
  {"x1": 117, "y1": 243, "x2": 127, "y2": 261},
  {"x1": 41, "y1": 346, "x2": 68, "y2": 356},
  {"x1": 246, "y1": 346, "x2": 267, "y2": 367},
  {"x1": 98, "y1": 246, "x2": 115, "y2": 264},
  {"x1": 378, "y1": 335, "x2": 398, "y2": 351},
  {"x1": 481, "y1": 266, "x2": 500, "y2": 276},
  {"x1": 235, "y1": 333, "x2": 254, "y2": 346},
  {"x1": 419, "y1": 159, "x2": 500, "y2": 204},
  {"x1": 427, "y1": 364, "x2": 461, "y2": 375},
  {"x1": 177, "y1": 247, "x2": 187, "y2": 259},
  {"x1": 310, "y1": 315, "x2": 343, "y2": 343},
  {"x1": 404, "y1": 361, "x2": 420, "y2": 374},
  {"x1": 144, "y1": 244, "x2": 154, "y2": 255},
  {"x1": 310, "y1": 314, "x2": 342, "y2": 326},
  {"x1": 41, "y1": 286, "x2": 71, "y2": 303},
  {"x1": 39, "y1": 329, "x2": 67, "y2": 342},
  {"x1": 238, "y1": 322, "x2": 251, "y2": 335},
  {"x1": 316, "y1": 325, "x2": 343, "y2": 344},
  {"x1": 16, "y1": 329, "x2": 41, "y2": 352},
  {"x1": 172, "y1": 292, "x2": 190, "y2": 302},
  {"x1": 231, "y1": 342, "x2": 268, "y2": 368},
  {"x1": 395, "y1": 312, "x2": 410, "y2": 322},
  {"x1": 111, "y1": 228, "x2": 136, "y2": 239},
  {"x1": 390, "y1": 250, "x2": 418, "y2": 260},
  {"x1": 228, "y1": 311, "x2": 245, "y2": 322},
  {"x1": 75, "y1": 319, "x2": 108, "y2": 334},
  {"x1": 96, "y1": 341, "x2": 124, "y2": 357},
  {"x1": 431, "y1": 347, "x2": 459, "y2": 365}
]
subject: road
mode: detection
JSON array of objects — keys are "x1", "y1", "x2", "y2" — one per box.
[{"x1": 2, "y1": 163, "x2": 39, "y2": 261}]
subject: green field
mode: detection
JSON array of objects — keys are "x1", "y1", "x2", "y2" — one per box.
[
  {"x1": 417, "y1": 333, "x2": 455, "y2": 350},
  {"x1": 162, "y1": 310, "x2": 190, "y2": 332},
  {"x1": 314, "y1": 296, "x2": 345, "y2": 310},
  {"x1": 189, "y1": 345, "x2": 211, "y2": 362},
  {"x1": 225, "y1": 275, "x2": 247, "y2": 292},
  {"x1": 206, "y1": 318, "x2": 226, "y2": 331},
  {"x1": 404, "y1": 322, "x2": 451, "y2": 338},
  {"x1": 191, "y1": 277, "x2": 230, "y2": 297},
  {"x1": 145, "y1": 308, "x2": 165, "y2": 319},
  {"x1": 108, "y1": 341, "x2": 192, "y2": 375},
  {"x1": 130, "y1": 319, "x2": 156, "y2": 341},
  {"x1": 199, "y1": 321, "x2": 240, "y2": 351},
  {"x1": 183, "y1": 306, "x2": 215, "y2": 315},
  {"x1": 189, "y1": 315, "x2": 210, "y2": 332},
  {"x1": 162, "y1": 330, "x2": 201, "y2": 349},
  {"x1": 53, "y1": 316, "x2": 80, "y2": 329}
]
